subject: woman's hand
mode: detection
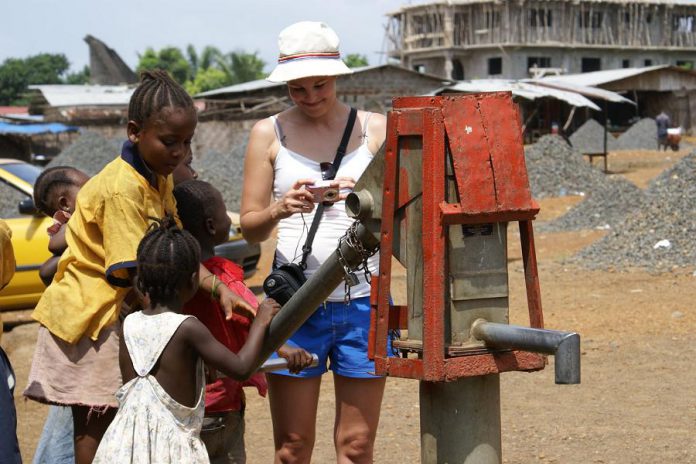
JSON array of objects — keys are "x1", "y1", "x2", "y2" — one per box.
[
  {"x1": 333, "y1": 176, "x2": 356, "y2": 201},
  {"x1": 272, "y1": 179, "x2": 317, "y2": 219}
]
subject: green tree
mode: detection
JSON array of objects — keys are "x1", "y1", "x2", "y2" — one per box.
[
  {"x1": 65, "y1": 65, "x2": 91, "y2": 85},
  {"x1": 186, "y1": 45, "x2": 221, "y2": 75},
  {"x1": 0, "y1": 53, "x2": 71, "y2": 105},
  {"x1": 185, "y1": 67, "x2": 231, "y2": 95},
  {"x1": 216, "y1": 51, "x2": 266, "y2": 84},
  {"x1": 137, "y1": 47, "x2": 192, "y2": 84},
  {"x1": 344, "y1": 53, "x2": 369, "y2": 68}
]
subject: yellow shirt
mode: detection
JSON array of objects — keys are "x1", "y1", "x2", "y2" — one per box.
[
  {"x1": 32, "y1": 144, "x2": 178, "y2": 343},
  {"x1": 0, "y1": 219, "x2": 16, "y2": 342}
]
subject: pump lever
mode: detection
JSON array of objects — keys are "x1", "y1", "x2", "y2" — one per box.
[{"x1": 471, "y1": 319, "x2": 581, "y2": 385}]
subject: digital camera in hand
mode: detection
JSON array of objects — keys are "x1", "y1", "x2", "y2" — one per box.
[{"x1": 307, "y1": 180, "x2": 339, "y2": 203}]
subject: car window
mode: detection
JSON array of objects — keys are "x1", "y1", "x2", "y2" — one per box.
[{"x1": 2, "y1": 163, "x2": 42, "y2": 185}]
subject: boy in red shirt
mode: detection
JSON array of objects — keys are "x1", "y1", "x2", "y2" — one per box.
[{"x1": 174, "y1": 179, "x2": 308, "y2": 463}]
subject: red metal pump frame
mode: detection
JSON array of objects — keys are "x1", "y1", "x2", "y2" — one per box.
[{"x1": 368, "y1": 93, "x2": 547, "y2": 381}]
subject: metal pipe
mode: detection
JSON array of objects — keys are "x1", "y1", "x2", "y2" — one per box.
[
  {"x1": 471, "y1": 319, "x2": 581, "y2": 385},
  {"x1": 258, "y1": 354, "x2": 319, "y2": 373},
  {"x1": 250, "y1": 222, "x2": 380, "y2": 372}
]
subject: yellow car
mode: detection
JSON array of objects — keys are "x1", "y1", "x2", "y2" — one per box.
[
  {"x1": 0, "y1": 159, "x2": 260, "y2": 311},
  {"x1": 0, "y1": 159, "x2": 52, "y2": 310}
]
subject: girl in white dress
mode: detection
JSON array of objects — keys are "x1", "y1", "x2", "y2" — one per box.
[{"x1": 93, "y1": 217, "x2": 313, "y2": 463}]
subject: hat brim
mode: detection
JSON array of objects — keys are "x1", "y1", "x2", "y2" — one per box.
[{"x1": 267, "y1": 59, "x2": 353, "y2": 83}]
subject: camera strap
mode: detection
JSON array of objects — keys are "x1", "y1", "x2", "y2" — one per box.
[{"x1": 299, "y1": 107, "x2": 358, "y2": 268}]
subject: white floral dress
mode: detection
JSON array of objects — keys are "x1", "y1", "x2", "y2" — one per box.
[{"x1": 93, "y1": 311, "x2": 209, "y2": 463}]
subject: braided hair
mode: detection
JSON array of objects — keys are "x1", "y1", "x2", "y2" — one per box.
[
  {"x1": 136, "y1": 215, "x2": 201, "y2": 307},
  {"x1": 128, "y1": 69, "x2": 194, "y2": 125},
  {"x1": 173, "y1": 180, "x2": 220, "y2": 236},
  {"x1": 33, "y1": 166, "x2": 86, "y2": 217}
]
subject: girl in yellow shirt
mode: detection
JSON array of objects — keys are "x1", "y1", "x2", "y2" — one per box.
[{"x1": 25, "y1": 70, "x2": 253, "y2": 464}]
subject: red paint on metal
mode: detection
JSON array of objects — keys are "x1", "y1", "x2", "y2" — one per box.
[
  {"x1": 519, "y1": 220, "x2": 545, "y2": 329},
  {"x1": 441, "y1": 95, "x2": 498, "y2": 213},
  {"x1": 440, "y1": 203, "x2": 539, "y2": 224},
  {"x1": 371, "y1": 95, "x2": 547, "y2": 381},
  {"x1": 389, "y1": 306, "x2": 409, "y2": 330},
  {"x1": 368, "y1": 279, "x2": 379, "y2": 360},
  {"x1": 473, "y1": 93, "x2": 536, "y2": 212},
  {"x1": 421, "y1": 108, "x2": 447, "y2": 382},
  {"x1": 372, "y1": 111, "x2": 400, "y2": 364}
]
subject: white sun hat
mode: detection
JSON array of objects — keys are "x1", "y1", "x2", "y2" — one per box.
[{"x1": 267, "y1": 21, "x2": 353, "y2": 83}]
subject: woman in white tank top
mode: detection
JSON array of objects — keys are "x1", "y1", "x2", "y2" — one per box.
[{"x1": 240, "y1": 21, "x2": 388, "y2": 464}]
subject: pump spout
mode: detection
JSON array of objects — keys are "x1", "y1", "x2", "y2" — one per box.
[{"x1": 471, "y1": 319, "x2": 581, "y2": 384}]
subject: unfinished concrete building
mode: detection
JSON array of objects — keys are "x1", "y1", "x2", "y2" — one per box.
[{"x1": 386, "y1": 0, "x2": 696, "y2": 80}]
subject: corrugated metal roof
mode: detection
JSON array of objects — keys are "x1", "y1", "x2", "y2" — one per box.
[
  {"x1": 539, "y1": 65, "x2": 670, "y2": 87},
  {"x1": 394, "y1": 0, "x2": 696, "y2": 11},
  {"x1": 437, "y1": 79, "x2": 602, "y2": 110},
  {"x1": 0, "y1": 121, "x2": 78, "y2": 135},
  {"x1": 195, "y1": 64, "x2": 450, "y2": 98},
  {"x1": 524, "y1": 79, "x2": 635, "y2": 104},
  {"x1": 28, "y1": 84, "x2": 134, "y2": 107},
  {"x1": 196, "y1": 79, "x2": 282, "y2": 97}
]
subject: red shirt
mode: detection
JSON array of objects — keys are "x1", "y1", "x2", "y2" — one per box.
[{"x1": 183, "y1": 257, "x2": 267, "y2": 413}]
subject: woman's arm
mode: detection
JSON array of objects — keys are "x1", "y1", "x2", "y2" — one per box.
[
  {"x1": 240, "y1": 118, "x2": 315, "y2": 243},
  {"x1": 366, "y1": 112, "x2": 388, "y2": 155}
]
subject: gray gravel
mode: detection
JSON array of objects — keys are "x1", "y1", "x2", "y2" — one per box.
[
  {"x1": 193, "y1": 145, "x2": 247, "y2": 212},
  {"x1": 46, "y1": 131, "x2": 121, "y2": 176},
  {"x1": 44, "y1": 131, "x2": 248, "y2": 213},
  {"x1": 0, "y1": 184, "x2": 28, "y2": 219},
  {"x1": 540, "y1": 175, "x2": 645, "y2": 232},
  {"x1": 576, "y1": 151, "x2": 696, "y2": 270},
  {"x1": 616, "y1": 118, "x2": 658, "y2": 151},
  {"x1": 569, "y1": 118, "x2": 618, "y2": 154},
  {"x1": 525, "y1": 134, "x2": 607, "y2": 199}
]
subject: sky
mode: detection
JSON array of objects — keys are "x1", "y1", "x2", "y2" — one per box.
[{"x1": 1, "y1": 0, "x2": 418, "y2": 75}]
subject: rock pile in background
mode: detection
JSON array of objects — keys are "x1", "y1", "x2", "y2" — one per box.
[
  {"x1": 577, "y1": 151, "x2": 696, "y2": 270},
  {"x1": 193, "y1": 145, "x2": 247, "y2": 211},
  {"x1": 46, "y1": 131, "x2": 121, "y2": 176},
  {"x1": 569, "y1": 118, "x2": 618, "y2": 154},
  {"x1": 541, "y1": 175, "x2": 645, "y2": 232},
  {"x1": 0, "y1": 184, "x2": 28, "y2": 219},
  {"x1": 616, "y1": 118, "x2": 658, "y2": 151},
  {"x1": 524, "y1": 135, "x2": 606, "y2": 198}
]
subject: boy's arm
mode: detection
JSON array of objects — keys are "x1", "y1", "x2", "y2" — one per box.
[
  {"x1": 38, "y1": 255, "x2": 60, "y2": 287},
  {"x1": 198, "y1": 264, "x2": 256, "y2": 320}
]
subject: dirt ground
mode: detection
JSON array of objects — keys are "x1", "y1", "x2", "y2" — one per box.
[{"x1": 3, "y1": 148, "x2": 695, "y2": 463}]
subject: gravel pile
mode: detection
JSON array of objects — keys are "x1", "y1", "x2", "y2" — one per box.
[
  {"x1": 525, "y1": 134, "x2": 607, "y2": 198},
  {"x1": 0, "y1": 184, "x2": 28, "y2": 219},
  {"x1": 576, "y1": 151, "x2": 696, "y2": 270},
  {"x1": 540, "y1": 175, "x2": 645, "y2": 232},
  {"x1": 569, "y1": 118, "x2": 618, "y2": 154},
  {"x1": 46, "y1": 131, "x2": 121, "y2": 176},
  {"x1": 193, "y1": 145, "x2": 247, "y2": 211},
  {"x1": 616, "y1": 118, "x2": 657, "y2": 151}
]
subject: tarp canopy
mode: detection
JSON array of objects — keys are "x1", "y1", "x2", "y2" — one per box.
[
  {"x1": 0, "y1": 121, "x2": 79, "y2": 135},
  {"x1": 436, "y1": 80, "x2": 601, "y2": 110}
]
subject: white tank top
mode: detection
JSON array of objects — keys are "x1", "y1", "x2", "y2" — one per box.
[{"x1": 271, "y1": 114, "x2": 379, "y2": 302}]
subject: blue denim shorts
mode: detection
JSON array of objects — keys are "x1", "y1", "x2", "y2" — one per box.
[{"x1": 269, "y1": 296, "x2": 393, "y2": 378}]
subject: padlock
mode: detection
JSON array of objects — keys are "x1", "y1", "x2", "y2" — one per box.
[{"x1": 344, "y1": 272, "x2": 360, "y2": 287}]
